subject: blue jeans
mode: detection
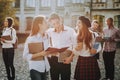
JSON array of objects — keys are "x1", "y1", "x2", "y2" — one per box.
[{"x1": 30, "y1": 69, "x2": 47, "y2": 80}]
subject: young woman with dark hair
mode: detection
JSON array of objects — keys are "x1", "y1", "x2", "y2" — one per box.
[
  {"x1": 74, "y1": 16, "x2": 101, "y2": 80},
  {"x1": 0, "y1": 17, "x2": 17, "y2": 80}
]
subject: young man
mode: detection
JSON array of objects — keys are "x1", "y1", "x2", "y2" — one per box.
[
  {"x1": 47, "y1": 13, "x2": 76, "y2": 80},
  {"x1": 102, "y1": 17, "x2": 120, "y2": 80}
]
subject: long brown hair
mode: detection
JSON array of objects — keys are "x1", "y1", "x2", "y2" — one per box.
[
  {"x1": 30, "y1": 15, "x2": 45, "y2": 36},
  {"x1": 77, "y1": 16, "x2": 92, "y2": 49}
]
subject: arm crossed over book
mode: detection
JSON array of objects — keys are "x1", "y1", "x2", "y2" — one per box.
[{"x1": 1, "y1": 35, "x2": 12, "y2": 40}]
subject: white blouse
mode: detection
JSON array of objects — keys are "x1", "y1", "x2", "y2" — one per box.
[
  {"x1": 47, "y1": 26, "x2": 76, "y2": 50},
  {"x1": 74, "y1": 33, "x2": 96, "y2": 57},
  {"x1": 23, "y1": 33, "x2": 50, "y2": 72},
  {"x1": 1, "y1": 27, "x2": 17, "y2": 48}
]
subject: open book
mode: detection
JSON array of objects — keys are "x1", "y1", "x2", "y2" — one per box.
[
  {"x1": 28, "y1": 42, "x2": 44, "y2": 60},
  {"x1": 46, "y1": 47, "x2": 68, "y2": 53}
]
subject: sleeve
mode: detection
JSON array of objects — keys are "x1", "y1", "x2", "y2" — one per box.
[
  {"x1": 23, "y1": 37, "x2": 32, "y2": 61},
  {"x1": 115, "y1": 29, "x2": 120, "y2": 42},
  {"x1": 5, "y1": 28, "x2": 17, "y2": 44},
  {"x1": 46, "y1": 28, "x2": 53, "y2": 47}
]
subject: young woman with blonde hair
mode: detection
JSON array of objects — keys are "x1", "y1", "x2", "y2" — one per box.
[{"x1": 23, "y1": 15, "x2": 50, "y2": 80}]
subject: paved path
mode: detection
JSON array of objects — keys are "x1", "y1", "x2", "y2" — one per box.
[{"x1": 0, "y1": 44, "x2": 120, "y2": 80}]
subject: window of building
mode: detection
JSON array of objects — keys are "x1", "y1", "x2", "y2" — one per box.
[
  {"x1": 72, "y1": 0, "x2": 84, "y2": 3},
  {"x1": 95, "y1": 0, "x2": 106, "y2": 2},
  {"x1": 114, "y1": 15, "x2": 120, "y2": 28},
  {"x1": 114, "y1": 0, "x2": 120, "y2": 2},
  {"x1": 26, "y1": 0, "x2": 35, "y2": 7},
  {"x1": 57, "y1": 0, "x2": 64, "y2": 7},
  {"x1": 14, "y1": 17, "x2": 19, "y2": 30},
  {"x1": 26, "y1": 17, "x2": 33, "y2": 31},
  {"x1": 41, "y1": 0, "x2": 51, "y2": 7},
  {"x1": 15, "y1": 0, "x2": 20, "y2": 8}
]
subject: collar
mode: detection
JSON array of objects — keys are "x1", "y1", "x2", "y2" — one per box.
[
  {"x1": 53, "y1": 25, "x2": 67, "y2": 32},
  {"x1": 108, "y1": 27, "x2": 114, "y2": 30}
]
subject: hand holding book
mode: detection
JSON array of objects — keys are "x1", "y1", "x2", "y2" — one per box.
[
  {"x1": 1, "y1": 35, "x2": 12, "y2": 40},
  {"x1": 45, "y1": 47, "x2": 69, "y2": 53}
]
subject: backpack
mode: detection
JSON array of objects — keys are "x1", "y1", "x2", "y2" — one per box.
[{"x1": 11, "y1": 28, "x2": 18, "y2": 49}]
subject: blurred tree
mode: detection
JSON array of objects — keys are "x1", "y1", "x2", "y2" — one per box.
[{"x1": 0, "y1": 0, "x2": 16, "y2": 30}]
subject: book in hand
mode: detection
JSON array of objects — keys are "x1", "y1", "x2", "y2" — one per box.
[
  {"x1": 58, "y1": 50, "x2": 72, "y2": 62},
  {"x1": 1, "y1": 35, "x2": 12, "y2": 40},
  {"x1": 45, "y1": 47, "x2": 68, "y2": 53},
  {"x1": 28, "y1": 42, "x2": 44, "y2": 60}
]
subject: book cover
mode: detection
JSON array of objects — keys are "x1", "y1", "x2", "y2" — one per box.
[
  {"x1": 46, "y1": 47, "x2": 68, "y2": 53},
  {"x1": 28, "y1": 42, "x2": 44, "y2": 60}
]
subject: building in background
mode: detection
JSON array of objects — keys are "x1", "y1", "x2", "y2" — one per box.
[
  {"x1": 13, "y1": 0, "x2": 120, "y2": 33},
  {"x1": 89, "y1": 0, "x2": 120, "y2": 29}
]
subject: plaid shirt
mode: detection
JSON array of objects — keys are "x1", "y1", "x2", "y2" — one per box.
[{"x1": 103, "y1": 27, "x2": 120, "y2": 52}]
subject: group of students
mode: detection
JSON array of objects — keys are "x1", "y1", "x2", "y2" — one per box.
[{"x1": 1, "y1": 13, "x2": 120, "y2": 80}]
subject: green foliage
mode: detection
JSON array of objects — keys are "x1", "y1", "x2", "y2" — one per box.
[{"x1": 0, "y1": 0, "x2": 16, "y2": 28}]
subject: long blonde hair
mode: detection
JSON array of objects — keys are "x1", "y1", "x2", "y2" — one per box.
[{"x1": 30, "y1": 15, "x2": 45, "y2": 36}]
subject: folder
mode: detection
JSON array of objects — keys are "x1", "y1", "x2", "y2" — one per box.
[
  {"x1": 28, "y1": 42, "x2": 44, "y2": 60},
  {"x1": 1, "y1": 35, "x2": 12, "y2": 40}
]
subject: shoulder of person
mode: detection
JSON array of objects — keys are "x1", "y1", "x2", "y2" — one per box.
[
  {"x1": 46, "y1": 28, "x2": 54, "y2": 32},
  {"x1": 10, "y1": 27, "x2": 16, "y2": 32},
  {"x1": 25, "y1": 35, "x2": 34, "y2": 44},
  {"x1": 114, "y1": 27, "x2": 119, "y2": 31},
  {"x1": 64, "y1": 26, "x2": 75, "y2": 32},
  {"x1": 103, "y1": 27, "x2": 108, "y2": 30}
]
